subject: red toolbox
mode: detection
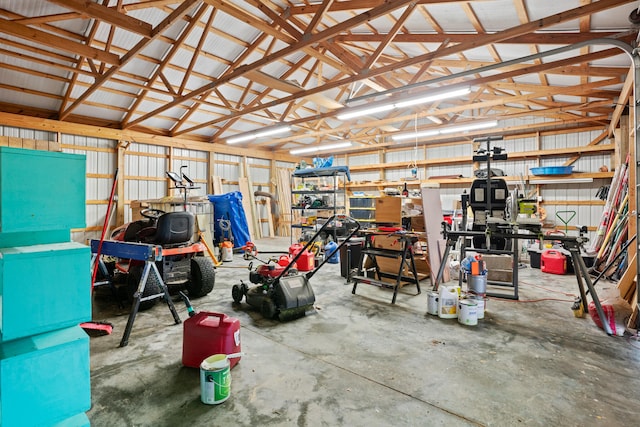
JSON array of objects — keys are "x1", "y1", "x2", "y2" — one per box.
[
  {"x1": 182, "y1": 312, "x2": 241, "y2": 369},
  {"x1": 541, "y1": 249, "x2": 567, "y2": 275}
]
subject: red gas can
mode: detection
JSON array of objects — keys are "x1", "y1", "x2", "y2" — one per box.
[
  {"x1": 182, "y1": 311, "x2": 241, "y2": 369},
  {"x1": 541, "y1": 249, "x2": 567, "y2": 275},
  {"x1": 289, "y1": 244, "x2": 315, "y2": 272}
]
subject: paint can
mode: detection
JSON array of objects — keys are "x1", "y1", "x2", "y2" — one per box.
[
  {"x1": 457, "y1": 299, "x2": 478, "y2": 326},
  {"x1": 470, "y1": 295, "x2": 486, "y2": 319},
  {"x1": 468, "y1": 274, "x2": 487, "y2": 295},
  {"x1": 427, "y1": 291, "x2": 439, "y2": 315},
  {"x1": 438, "y1": 286, "x2": 458, "y2": 319},
  {"x1": 200, "y1": 354, "x2": 231, "y2": 404}
]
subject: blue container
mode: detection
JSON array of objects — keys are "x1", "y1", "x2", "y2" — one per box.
[
  {"x1": 0, "y1": 242, "x2": 91, "y2": 342},
  {"x1": 0, "y1": 326, "x2": 91, "y2": 426},
  {"x1": 325, "y1": 240, "x2": 339, "y2": 264},
  {"x1": 0, "y1": 148, "x2": 86, "y2": 242},
  {"x1": 529, "y1": 165, "x2": 574, "y2": 176}
]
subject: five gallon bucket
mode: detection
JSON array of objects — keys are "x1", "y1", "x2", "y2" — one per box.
[
  {"x1": 200, "y1": 354, "x2": 231, "y2": 404},
  {"x1": 458, "y1": 299, "x2": 478, "y2": 326}
]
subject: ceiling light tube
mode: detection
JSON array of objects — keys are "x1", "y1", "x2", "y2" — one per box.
[
  {"x1": 394, "y1": 87, "x2": 470, "y2": 109},
  {"x1": 226, "y1": 125, "x2": 291, "y2": 144},
  {"x1": 337, "y1": 104, "x2": 394, "y2": 120},
  {"x1": 392, "y1": 129, "x2": 440, "y2": 141},
  {"x1": 290, "y1": 141, "x2": 352, "y2": 155},
  {"x1": 392, "y1": 120, "x2": 498, "y2": 141},
  {"x1": 338, "y1": 87, "x2": 470, "y2": 121},
  {"x1": 438, "y1": 120, "x2": 498, "y2": 134}
]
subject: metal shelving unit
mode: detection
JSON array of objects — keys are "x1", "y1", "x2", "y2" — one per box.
[{"x1": 291, "y1": 168, "x2": 347, "y2": 241}]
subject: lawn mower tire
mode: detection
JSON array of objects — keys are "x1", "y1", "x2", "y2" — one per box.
[{"x1": 186, "y1": 256, "x2": 216, "y2": 298}]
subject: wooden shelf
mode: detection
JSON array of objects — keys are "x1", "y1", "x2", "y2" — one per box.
[{"x1": 346, "y1": 171, "x2": 614, "y2": 190}]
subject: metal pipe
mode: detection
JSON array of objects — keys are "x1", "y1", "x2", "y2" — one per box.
[{"x1": 348, "y1": 35, "x2": 635, "y2": 104}]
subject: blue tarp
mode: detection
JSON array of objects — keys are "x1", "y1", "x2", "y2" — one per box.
[{"x1": 207, "y1": 191, "x2": 251, "y2": 248}]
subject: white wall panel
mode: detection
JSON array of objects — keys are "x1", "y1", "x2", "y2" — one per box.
[{"x1": 348, "y1": 153, "x2": 379, "y2": 166}]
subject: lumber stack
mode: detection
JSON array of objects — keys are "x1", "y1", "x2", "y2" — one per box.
[
  {"x1": 275, "y1": 168, "x2": 293, "y2": 237},
  {"x1": 589, "y1": 159, "x2": 629, "y2": 277}
]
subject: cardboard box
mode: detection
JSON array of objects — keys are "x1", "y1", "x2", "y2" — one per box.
[
  {"x1": 375, "y1": 197, "x2": 401, "y2": 224},
  {"x1": 130, "y1": 200, "x2": 150, "y2": 221},
  {"x1": 483, "y1": 254, "x2": 512, "y2": 270},
  {"x1": 488, "y1": 268, "x2": 513, "y2": 283},
  {"x1": 409, "y1": 215, "x2": 425, "y2": 232}
]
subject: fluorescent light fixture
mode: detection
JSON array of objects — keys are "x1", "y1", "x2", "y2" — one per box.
[
  {"x1": 391, "y1": 120, "x2": 498, "y2": 141},
  {"x1": 226, "y1": 125, "x2": 291, "y2": 144},
  {"x1": 337, "y1": 104, "x2": 394, "y2": 120},
  {"x1": 439, "y1": 120, "x2": 498, "y2": 134},
  {"x1": 529, "y1": 178, "x2": 593, "y2": 185},
  {"x1": 337, "y1": 87, "x2": 470, "y2": 121},
  {"x1": 290, "y1": 141, "x2": 352, "y2": 155},
  {"x1": 392, "y1": 129, "x2": 440, "y2": 141}
]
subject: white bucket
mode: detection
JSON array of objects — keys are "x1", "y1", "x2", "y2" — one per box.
[
  {"x1": 470, "y1": 295, "x2": 486, "y2": 319},
  {"x1": 458, "y1": 299, "x2": 478, "y2": 326},
  {"x1": 438, "y1": 286, "x2": 458, "y2": 319},
  {"x1": 427, "y1": 291, "x2": 439, "y2": 315},
  {"x1": 200, "y1": 354, "x2": 231, "y2": 404}
]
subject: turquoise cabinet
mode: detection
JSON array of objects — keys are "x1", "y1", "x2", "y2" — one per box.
[
  {"x1": 0, "y1": 147, "x2": 86, "y2": 240},
  {"x1": 0, "y1": 242, "x2": 91, "y2": 342},
  {"x1": 0, "y1": 326, "x2": 91, "y2": 427}
]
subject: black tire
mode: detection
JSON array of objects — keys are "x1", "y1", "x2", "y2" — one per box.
[
  {"x1": 261, "y1": 297, "x2": 277, "y2": 319},
  {"x1": 127, "y1": 265, "x2": 161, "y2": 311},
  {"x1": 186, "y1": 256, "x2": 215, "y2": 298},
  {"x1": 232, "y1": 284, "x2": 244, "y2": 303}
]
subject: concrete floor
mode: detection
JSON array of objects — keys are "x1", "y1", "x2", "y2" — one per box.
[{"x1": 87, "y1": 237, "x2": 640, "y2": 426}]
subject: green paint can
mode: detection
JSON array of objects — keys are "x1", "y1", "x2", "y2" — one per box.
[{"x1": 200, "y1": 354, "x2": 231, "y2": 404}]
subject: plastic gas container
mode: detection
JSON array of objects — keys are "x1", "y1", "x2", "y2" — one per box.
[
  {"x1": 541, "y1": 249, "x2": 567, "y2": 275},
  {"x1": 289, "y1": 243, "x2": 315, "y2": 271},
  {"x1": 182, "y1": 312, "x2": 241, "y2": 369}
]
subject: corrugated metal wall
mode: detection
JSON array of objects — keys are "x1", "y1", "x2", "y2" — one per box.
[{"x1": 0, "y1": 122, "x2": 620, "y2": 245}]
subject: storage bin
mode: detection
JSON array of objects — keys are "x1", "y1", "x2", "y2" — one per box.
[
  {"x1": 0, "y1": 326, "x2": 91, "y2": 427},
  {"x1": 0, "y1": 147, "x2": 86, "y2": 239},
  {"x1": 0, "y1": 242, "x2": 91, "y2": 341}
]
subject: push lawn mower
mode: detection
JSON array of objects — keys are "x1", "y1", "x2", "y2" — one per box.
[{"x1": 232, "y1": 215, "x2": 360, "y2": 320}]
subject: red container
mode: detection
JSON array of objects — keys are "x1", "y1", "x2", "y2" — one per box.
[
  {"x1": 289, "y1": 244, "x2": 315, "y2": 272},
  {"x1": 541, "y1": 249, "x2": 566, "y2": 275},
  {"x1": 182, "y1": 311, "x2": 241, "y2": 369}
]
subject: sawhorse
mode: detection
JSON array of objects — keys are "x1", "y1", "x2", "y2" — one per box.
[{"x1": 90, "y1": 240, "x2": 182, "y2": 346}]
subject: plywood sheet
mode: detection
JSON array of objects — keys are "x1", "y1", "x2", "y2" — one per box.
[{"x1": 421, "y1": 187, "x2": 445, "y2": 287}]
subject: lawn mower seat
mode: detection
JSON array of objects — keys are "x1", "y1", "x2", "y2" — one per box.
[{"x1": 139, "y1": 211, "x2": 195, "y2": 246}]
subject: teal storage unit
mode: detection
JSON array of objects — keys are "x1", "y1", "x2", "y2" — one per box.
[
  {"x1": 52, "y1": 412, "x2": 90, "y2": 427},
  {"x1": 0, "y1": 326, "x2": 91, "y2": 427},
  {"x1": 0, "y1": 242, "x2": 91, "y2": 342},
  {"x1": 0, "y1": 147, "x2": 86, "y2": 240}
]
